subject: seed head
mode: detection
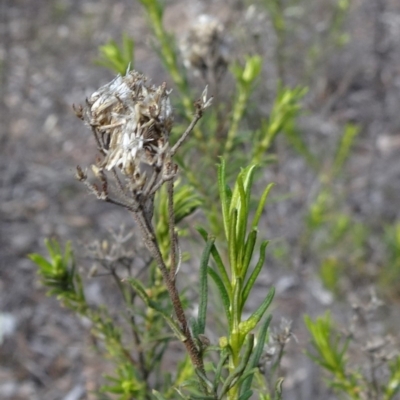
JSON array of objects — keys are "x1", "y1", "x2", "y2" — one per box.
[
  {"x1": 83, "y1": 71, "x2": 173, "y2": 180},
  {"x1": 180, "y1": 15, "x2": 229, "y2": 81},
  {"x1": 77, "y1": 70, "x2": 209, "y2": 218}
]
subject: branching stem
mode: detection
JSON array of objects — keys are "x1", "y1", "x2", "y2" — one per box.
[
  {"x1": 131, "y1": 210, "x2": 205, "y2": 374},
  {"x1": 170, "y1": 103, "x2": 203, "y2": 156}
]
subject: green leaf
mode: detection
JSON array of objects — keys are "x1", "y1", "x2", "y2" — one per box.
[
  {"x1": 218, "y1": 335, "x2": 254, "y2": 398},
  {"x1": 95, "y1": 34, "x2": 135, "y2": 75},
  {"x1": 63, "y1": 241, "x2": 74, "y2": 268},
  {"x1": 28, "y1": 253, "x2": 53, "y2": 272},
  {"x1": 232, "y1": 277, "x2": 243, "y2": 329},
  {"x1": 173, "y1": 183, "x2": 202, "y2": 224},
  {"x1": 229, "y1": 165, "x2": 256, "y2": 217},
  {"x1": 275, "y1": 377, "x2": 284, "y2": 400},
  {"x1": 239, "y1": 287, "x2": 275, "y2": 335},
  {"x1": 242, "y1": 55, "x2": 262, "y2": 84},
  {"x1": 218, "y1": 159, "x2": 230, "y2": 239},
  {"x1": 127, "y1": 278, "x2": 186, "y2": 341},
  {"x1": 190, "y1": 317, "x2": 200, "y2": 337},
  {"x1": 242, "y1": 240, "x2": 269, "y2": 307},
  {"x1": 45, "y1": 238, "x2": 61, "y2": 260},
  {"x1": 195, "y1": 368, "x2": 214, "y2": 390},
  {"x1": 213, "y1": 349, "x2": 230, "y2": 389},
  {"x1": 236, "y1": 176, "x2": 249, "y2": 266},
  {"x1": 238, "y1": 390, "x2": 253, "y2": 400},
  {"x1": 197, "y1": 237, "x2": 215, "y2": 335},
  {"x1": 252, "y1": 183, "x2": 274, "y2": 229},
  {"x1": 241, "y1": 230, "x2": 258, "y2": 281},
  {"x1": 228, "y1": 208, "x2": 238, "y2": 272},
  {"x1": 198, "y1": 227, "x2": 231, "y2": 295},
  {"x1": 332, "y1": 123, "x2": 360, "y2": 177},
  {"x1": 304, "y1": 312, "x2": 349, "y2": 375},
  {"x1": 207, "y1": 268, "x2": 231, "y2": 326},
  {"x1": 240, "y1": 315, "x2": 272, "y2": 395}
]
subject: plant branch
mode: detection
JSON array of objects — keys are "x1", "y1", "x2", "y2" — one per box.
[
  {"x1": 167, "y1": 177, "x2": 178, "y2": 279},
  {"x1": 170, "y1": 102, "x2": 204, "y2": 156},
  {"x1": 131, "y1": 209, "x2": 206, "y2": 376}
]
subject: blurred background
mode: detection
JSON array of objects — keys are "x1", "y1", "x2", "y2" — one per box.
[{"x1": 1, "y1": 0, "x2": 400, "y2": 399}]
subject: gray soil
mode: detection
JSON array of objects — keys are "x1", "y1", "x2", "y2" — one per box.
[{"x1": 1, "y1": 0, "x2": 400, "y2": 399}]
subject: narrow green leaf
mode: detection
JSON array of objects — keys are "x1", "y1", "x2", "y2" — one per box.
[
  {"x1": 195, "y1": 368, "x2": 214, "y2": 390},
  {"x1": 241, "y1": 230, "x2": 258, "y2": 282},
  {"x1": 198, "y1": 227, "x2": 231, "y2": 294},
  {"x1": 252, "y1": 183, "x2": 274, "y2": 229},
  {"x1": 232, "y1": 277, "x2": 243, "y2": 329},
  {"x1": 218, "y1": 160, "x2": 230, "y2": 239},
  {"x1": 240, "y1": 315, "x2": 272, "y2": 395},
  {"x1": 127, "y1": 277, "x2": 151, "y2": 303},
  {"x1": 213, "y1": 349, "x2": 230, "y2": 389},
  {"x1": 29, "y1": 254, "x2": 53, "y2": 272},
  {"x1": 333, "y1": 123, "x2": 360, "y2": 177},
  {"x1": 242, "y1": 166, "x2": 255, "y2": 208},
  {"x1": 219, "y1": 335, "x2": 254, "y2": 398},
  {"x1": 198, "y1": 237, "x2": 215, "y2": 334},
  {"x1": 229, "y1": 165, "x2": 256, "y2": 216},
  {"x1": 99, "y1": 385, "x2": 124, "y2": 394},
  {"x1": 304, "y1": 312, "x2": 349, "y2": 374},
  {"x1": 228, "y1": 208, "x2": 238, "y2": 272},
  {"x1": 238, "y1": 389, "x2": 253, "y2": 400},
  {"x1": 207, "y1": 268, "x2": 231, "y2": 326},
  {"x1": 190, "y1": 317, "x2": 200, "y2": 337},
  {"x1": 236, "y1": 176, "x2": 249, "y2": 267},
  {"x1": 172, "y1": 182, "x2": 202, "y2": 224},
  {"x1": 235, "y1": 368, "x2": 259, "y2": 388},
  {"x1": 127, "y1": 278, "x2": 186, "y2": 341},
  {"x1": 242, "y1": 240, "x2": 269, "y2": 307},
  {"x1": 45, "y1": 238, "x2": 61, "y2": 260},
  {"x1": 275, "y1": 377, "x2": 284, "y2": 400},
  {"x1": 226, "y1": 184, "x2": 232, "y2": 209},
  {"x1": 63, "y1": 241, "x2": 73, "y2": 269},
  {"x1": 239, "y1": 287, "x2": 275, "y2": 335}
]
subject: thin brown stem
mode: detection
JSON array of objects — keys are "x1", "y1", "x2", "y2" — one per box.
[
  {"x1": 90, "y1": 126, "x2": 107, "y2": 155},
  {"x1": 167, "y1": 172, "x2": 178, "y2": 279},
  {"x1": 148, "y1": 170, "x2": 176, "y2": 197},
  {"x1": 105, "y1": 197, "x2": 138, "y2": 212},
  {"x1": 131, "y1": 210, "x2": 206, "y2": 375},
  {"x1": 170, "y1": 104, "x2": 203, "y2": 156},
  {"x1": 142, "y1": 168, "x2": 161, "y2": 198}
]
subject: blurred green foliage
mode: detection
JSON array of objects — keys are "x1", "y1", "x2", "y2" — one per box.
[{"x1": 95, "y1": 33, "x2": 135, "y2": 75}]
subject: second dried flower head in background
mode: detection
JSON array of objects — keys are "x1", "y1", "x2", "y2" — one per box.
[{"x1": 180, "y1": 14, "x2": 230, "y2": 83}]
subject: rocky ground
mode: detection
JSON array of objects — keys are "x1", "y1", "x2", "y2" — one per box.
[{"x1": 1, "y1": 0, "x2": 400, "y2": 399}]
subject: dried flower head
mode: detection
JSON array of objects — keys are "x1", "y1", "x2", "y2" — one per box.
[
  {"x1": 74, "y1": 70, "x2": 176, "y2": 220},
  {"x1": 180, "y1": 15, "x2": 229, "y2": 81},
  {"x1": 83, "y1": 71, "x2": 173, "y2": 181},
  {"x1": 75, "y1": 70, "x2": 210, "y2": 222},
  {"x1": 271, "y1": 318, "x2": 293, "y2": 346}
]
